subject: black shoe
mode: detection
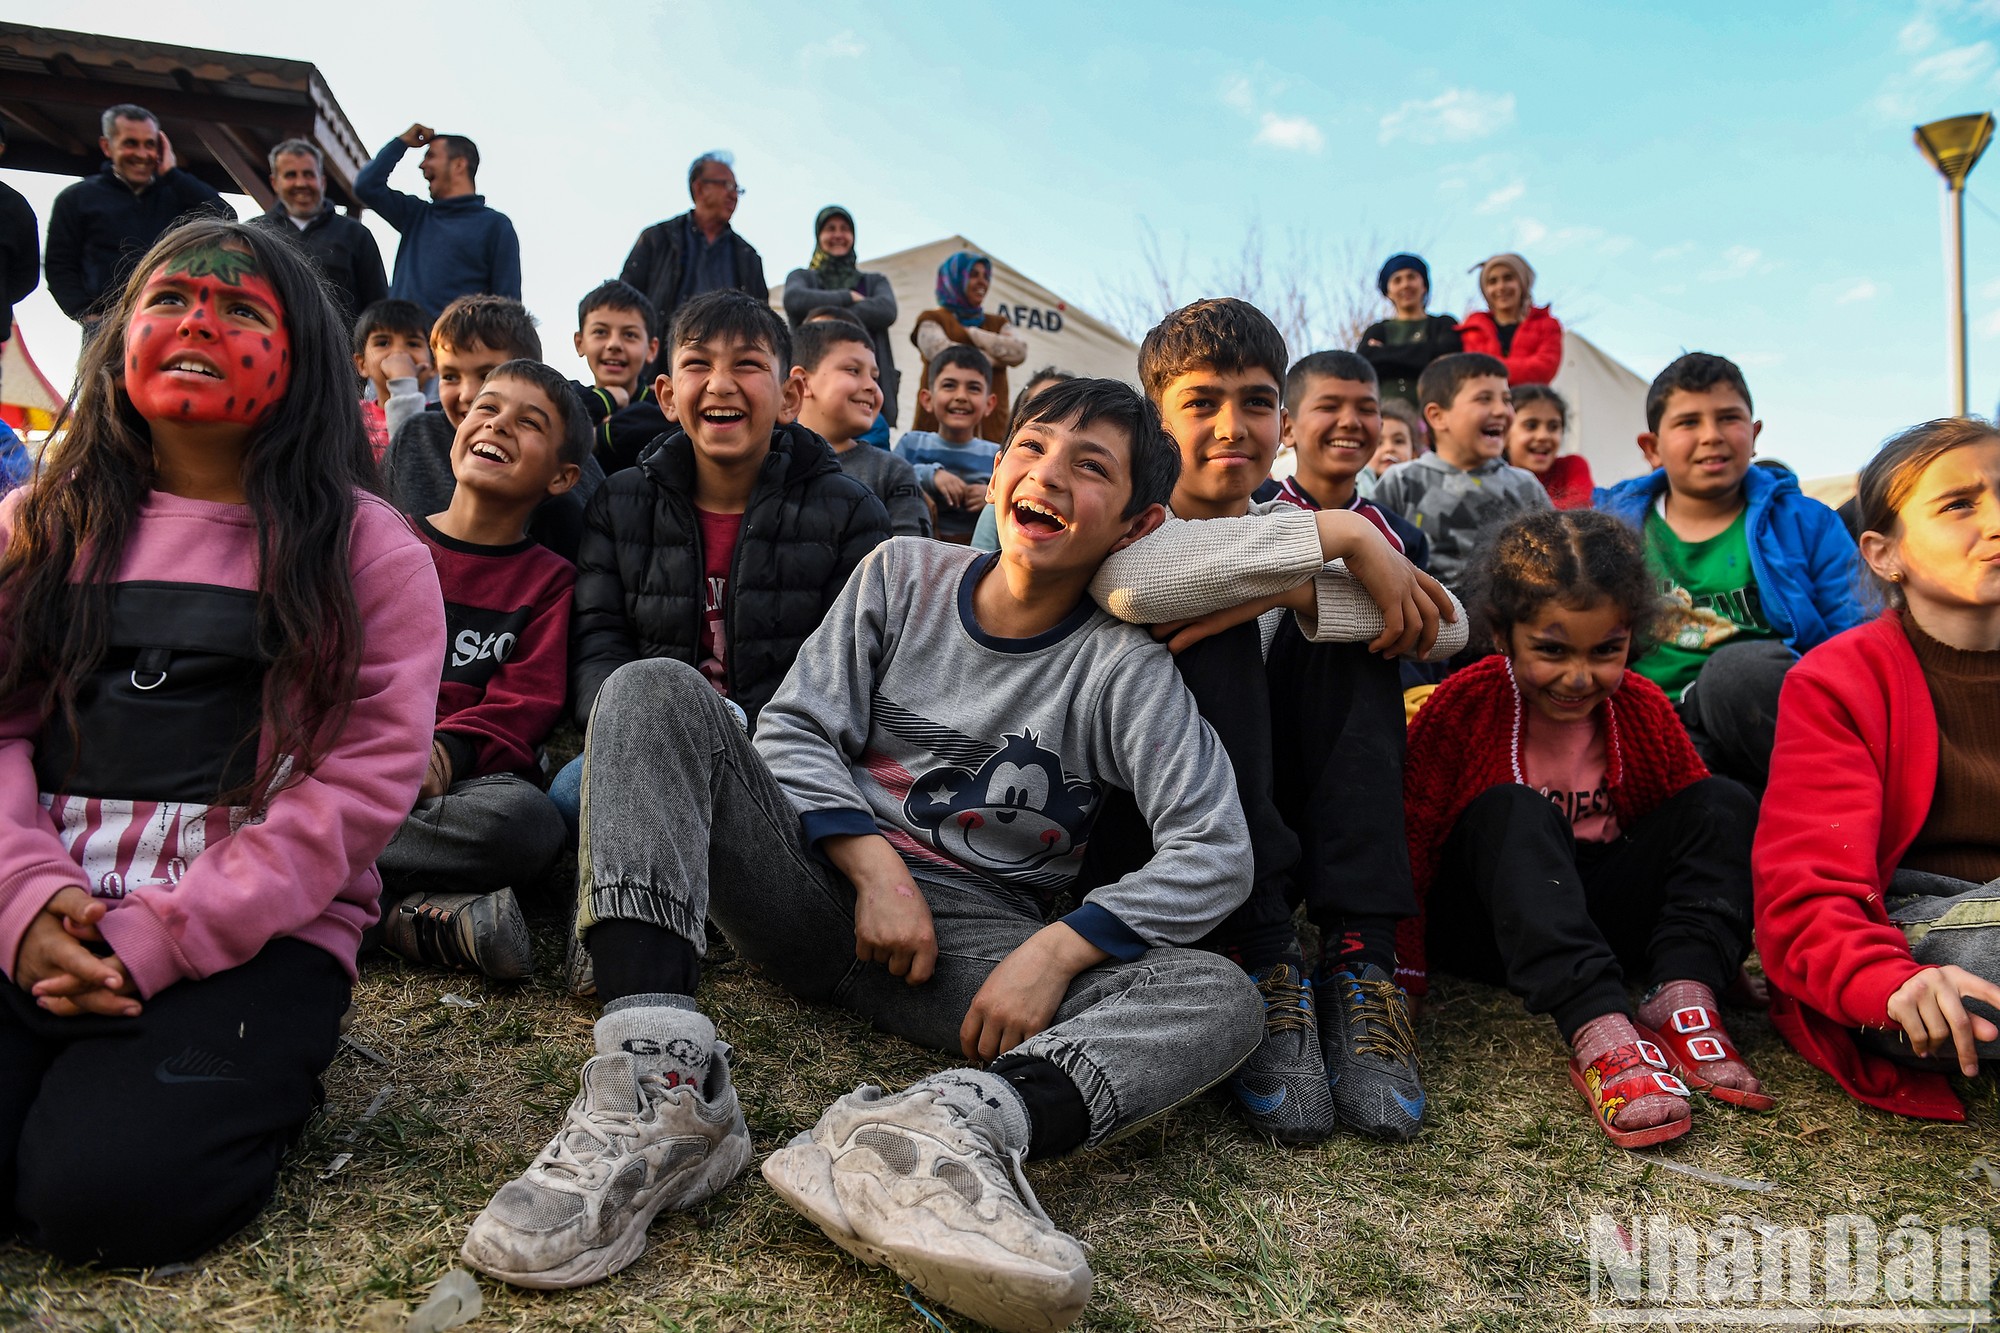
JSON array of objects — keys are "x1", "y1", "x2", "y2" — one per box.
[
  {"x1": 1319, "y1": 962, "x2": 1425, "y2": 1141},
  {"x1": 383, "y1": 888, "x2": 533, "y2": 980}
]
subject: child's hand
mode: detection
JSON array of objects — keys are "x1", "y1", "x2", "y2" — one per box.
[
  {"x1": 1153, "y1": 585, "x2": 1314, "y2": 655},
  {"x1": 826, "y1": 833, "x2": 937, "y2": 984},
  {"x1": 16, "y1": 888, "x2": 140, "y2": 1018},
  {"x1": 1338, "y1": 521, "x2": 1456, "y2": 658},
  {"x1": 960, "y1": 923, "x2": 1107, "y2": 1063},
  {"x1": 419, "y1": 741, "x2": 453, "y2": 800},
  {"x1": 382, "y1": 352, "x2": 422, "y2": 384},
  {"x1": 960, "y1": 491, "x2": 987, "y2": 514},
  {"x1": 932, "y1": 471, "x2": 970, "y2": 508},
  {"x1": 1887, "y1": 965, "x2": 2000, "y2": 1076},
  {"x1": 604, "y1": 385, "x2": 631, "y2": 409}
]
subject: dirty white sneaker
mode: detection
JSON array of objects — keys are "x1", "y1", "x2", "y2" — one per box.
[
  {"x1": 460, "y1": 1048, "x2": 751, "y2": 1288},
  {"x1": 763, "y1": 1084, "x2": 1091, "y2": 1332}
]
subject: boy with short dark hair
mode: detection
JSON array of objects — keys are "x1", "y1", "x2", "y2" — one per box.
[
  {"x1": 351, "y1": 297, "x2": 433, "y2": 459},
  {"x1": 1275, "y1": 350, "x2": 1429, "y2": 570},
  {"x1": 572, "y1": 279, "x2": 670, "y2": 475},
  {"x1": 896, "y1": 343, "x2": 999, "y2": 542},
  {"x1": 1091, "y1": 300, "x2": 1464, "y2": 1146},
  {"x1": 1370, "y1": 351, "x2": 1549, "y2": 590},
  {"x1": 383, "y1": 294, "x2": 606, "y2": 561},
  {"x1": 462, "y1": 377, "x2": 1263, "y2": 1333},
  {"x1": 1597, "y1": 352, "x2": 1864, "y2": 791},
  {"x1": 377, "y1": 359, "x2": 581, "y2": 980},
  {"x1": 790, "y1": 320, "x2": 930, "y2": 537}
]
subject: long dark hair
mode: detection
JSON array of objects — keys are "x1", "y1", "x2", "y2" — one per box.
[{"x1": 0, "y1": 217, "x2": 376, "y2": 809}]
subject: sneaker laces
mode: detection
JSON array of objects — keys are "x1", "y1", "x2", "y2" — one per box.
[
  {"x1": 534, "y1": 1073, "x2": 676, "y2": 1184},
  {"x1": 1345, "y1": 974, "x2": 1419, "y2": 1065},
  {"x1": 404, "y1": 898, "x2": 469, "y2": 969},
  {"x1": 905, "y1": 1087, "x2": 1062, "y2": 1234},
  {"x1": 1254, "y1": 964, "x2": 1315, "y2": 1035}
]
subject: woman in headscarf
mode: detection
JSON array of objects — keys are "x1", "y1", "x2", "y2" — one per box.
[
  {"x1": 783, "y1": 206, "x2": 902, "y2": 423},
  {"x1": 910, "y1": 250, "x2": 1025, "y2": 441},
  {"x1": 1457, "y1": 252, "x2": 1564, "y2": 385}
]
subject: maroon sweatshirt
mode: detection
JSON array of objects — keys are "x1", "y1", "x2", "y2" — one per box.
[{"x1": 416, "y1": 518, "x2": 575, "y2": 781}]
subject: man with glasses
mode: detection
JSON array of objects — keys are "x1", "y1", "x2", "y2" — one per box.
[{"x1": 619, "y1": 152, "x2": 769, "y2": 383}]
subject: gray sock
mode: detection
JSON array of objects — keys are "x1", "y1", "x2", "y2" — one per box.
[
  {"x1": 912, "y1": 1068, "x2": 1032, "y2": 1156},
  {"x1": 595, "y1": 995, "x2": 714, "y2": 1092}
]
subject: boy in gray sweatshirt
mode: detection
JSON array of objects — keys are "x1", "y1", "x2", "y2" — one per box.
[{"x1": 461, "y1": 378, "x2": 1262, "y2": 1333}]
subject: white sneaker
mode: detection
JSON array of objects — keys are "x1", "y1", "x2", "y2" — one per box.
[
  {"x1": 461, "y1": 1047, "x2": 751, "y2": 1288},
  {"x1": 763, "y1": 1084, "x2": 1092, "y2": 1332}
]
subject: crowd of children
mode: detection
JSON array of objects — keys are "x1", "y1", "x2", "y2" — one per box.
[{"x1": 0, "y1": 215, "x2": 1995, "y2": 1333}]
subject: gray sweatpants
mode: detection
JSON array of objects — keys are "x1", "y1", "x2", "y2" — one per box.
[
  {"x1": 575, "y1": 657, "x2": 1264, "y2": 1147},
  {"x1": 378, "y1": 773, "x2": 567, "y2": 896},
  {"x1": 1889, "y1": 869, "x2": 2000, "y2": 1058}
]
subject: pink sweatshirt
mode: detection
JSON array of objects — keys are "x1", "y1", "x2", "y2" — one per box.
[{"x1": 0, "y1": 490, "x2": 444, "y2": 997}]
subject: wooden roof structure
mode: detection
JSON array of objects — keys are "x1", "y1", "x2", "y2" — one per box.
[{"x1": 0, "y1": 22, "x2": 370, "y2": 212}]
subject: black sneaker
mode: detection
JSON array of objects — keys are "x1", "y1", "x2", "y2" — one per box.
[
  {"x1": 1319, "y1": 962, "x2": 1424, "y2": 1141},
  {"x1": 1227, "y1": 962, "x2": 1338, "y2": 1143},
  {"x1": 383, "y1": 888, "x2": 533, "y2": 980}
]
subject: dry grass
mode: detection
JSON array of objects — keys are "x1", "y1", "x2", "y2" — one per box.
[{"x1": 3, "y1": 865, "x2": 1997, "y2": 1333}]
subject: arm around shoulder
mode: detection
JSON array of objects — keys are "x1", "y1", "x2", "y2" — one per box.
[{"x1": 1090, "y1": 508, "x2": 1328, "y2": 624}]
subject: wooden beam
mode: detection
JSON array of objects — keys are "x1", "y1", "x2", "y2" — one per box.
[
  {"x1": 1, "y1": 71, "x2": 312, "y2": 133},
  {"x1": 0, "y1": 101, "x2": 91, "y2": 156},
  {"x1": 190, "y1": 121, "x2": 275, "y2": 209}
]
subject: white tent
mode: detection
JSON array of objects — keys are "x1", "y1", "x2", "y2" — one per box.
[
  {"x1": 773, "y1": 235, "x2": 1141, "y2": 434},
  {"x1": 1551, "y1": 332, "x2": 1651, "y2": 486}
]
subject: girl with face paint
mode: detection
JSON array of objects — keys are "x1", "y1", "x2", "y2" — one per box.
[{"x1": 0, "y1": 219, "x2": 444, "y2": 1267}]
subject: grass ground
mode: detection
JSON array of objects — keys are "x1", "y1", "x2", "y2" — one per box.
[{"x1": 3, "y1": 864, "x2": 1997, "y2": 1333}]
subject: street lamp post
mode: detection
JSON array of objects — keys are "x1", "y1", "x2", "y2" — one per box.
[{"x1": 1916, "y1": 112, "x2": 1995, "y2": 417}]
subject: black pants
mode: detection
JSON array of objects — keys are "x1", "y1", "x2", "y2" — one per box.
[
  {"x1": 1, "y1": 937, "x2": 350, "y2": 1267},
  {"x1": 1424, "y1": 779, "x2": 1756, "y2": 1038},
  {"x1": 1079, "y1": 618, "x2": 1412, "y2": 968},
  {"x1": 1675, "y1": 640, "x2": 1796, "y2": 796}
]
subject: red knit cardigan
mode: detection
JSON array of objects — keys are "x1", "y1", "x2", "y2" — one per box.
[
  {"x1": 1458, "y1": 306, "x2": 1564, "y2": 385},
  {"x1": 1538, "y1": 453, "x2": 1595, "y2": 511},
  {"x1": 1753, "y1": 611, "x2": 1962, "y2": 1120},
  {"x1": 1397, "y1": 654, "x2": 1709, "y2": 997}
]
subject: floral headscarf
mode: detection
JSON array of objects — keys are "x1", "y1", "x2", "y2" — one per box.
[{"x1": 935, "y1": 251, "x2": 992, "y2": 326}]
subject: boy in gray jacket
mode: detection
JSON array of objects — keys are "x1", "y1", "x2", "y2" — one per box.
[{"x1": 461, "y1": 378, "x2": 1263, "y2": 1333}]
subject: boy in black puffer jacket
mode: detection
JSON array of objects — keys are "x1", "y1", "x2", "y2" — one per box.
[{"x1": 548, "y1": 290, "x2": 891, "y2": 829}]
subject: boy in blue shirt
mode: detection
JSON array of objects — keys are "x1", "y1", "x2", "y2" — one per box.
[{"x1": 896, "y1": 343, "x2": 1000, "y2": 542}]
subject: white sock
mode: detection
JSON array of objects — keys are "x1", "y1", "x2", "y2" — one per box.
[
  {"x1": 595, "y1": 995, "x2": 714, "y2": 1092},
  {"x1": 912, "y1": 1068, "x2": 1032, "y2": 1156}
]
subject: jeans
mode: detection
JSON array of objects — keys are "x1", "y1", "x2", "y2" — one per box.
[
  {"x1": 0, "y1": 938, "x2": 349, "y2": 1266},
  {"x1": 1424, "y1": 778, "x2": 1757, "y2": 1038},
  {"x1": 576, "y1": 657, "x2": 1265, "y2": 1146},
  {"x1": 549, "y1": 755, "x2": 584, "y2": 838},
  {"x1": 1863, "y1": 869, "x2": 2000, "y2": 1063},
  {"x1": 1676, "y1": 639, "x2": 1797, "y2": 795},
  {"x1": 378, "y1": 772, "x2": 567, "y2": 897}
]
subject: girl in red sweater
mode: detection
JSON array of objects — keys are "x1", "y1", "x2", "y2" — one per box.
[
  {"x1": 1755, "y1": 417, "x2": 2000, "y2": 1122},
  {"x1": 1504, "y1": 384, "x2": 1594, "y2": 510},
  {"x1": 1403, "y1": 510, "x2": 1769, "y2": 1148}
]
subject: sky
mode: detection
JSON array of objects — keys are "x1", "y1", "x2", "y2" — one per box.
[{"x1": 6, "y1": 0, "x2": 2000, "y2": 478}]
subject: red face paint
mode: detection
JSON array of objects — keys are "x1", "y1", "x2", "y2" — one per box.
[{"x1": 123, "y1": 245, "x2": 292, "y2": 427}]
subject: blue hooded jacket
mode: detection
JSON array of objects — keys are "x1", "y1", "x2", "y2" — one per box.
[
  {"x1": 355, "y1": 139, "x2": 521, "y2": 318},
  {"x1": 1596, "y1": 464, "x2": 1866, "y2": 654}
]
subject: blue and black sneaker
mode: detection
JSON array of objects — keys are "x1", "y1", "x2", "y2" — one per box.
[
  {"x1": 1320, "y1": 962, "x2": 1425, "y2": 1141},
  {"x1": 1228, "y1": 962, "x2": 1339, "y2": 1143}
]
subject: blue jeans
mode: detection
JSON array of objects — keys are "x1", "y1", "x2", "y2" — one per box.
[{"x1": 549, "y1": 755, "x2": 584, "y2": 838}]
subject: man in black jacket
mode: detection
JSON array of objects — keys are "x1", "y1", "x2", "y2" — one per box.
[
  {"x1": 618, "y1": 152, "x2": 769, "y2": 385},
  {"x1": 43, "y1": 104, "x2": 234, "y2": 329},
  {"x1": 0, "y1": 122, "x2": 39, "y2": 352},
  {"x1": 249, "y1": 139, "x2": 388, "y2": 327}
]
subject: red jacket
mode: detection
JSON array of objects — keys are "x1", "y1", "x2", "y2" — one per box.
[
  {"x1": 1753, "y1": 610, "x2": 1963, "y2": 1120},
  {"x1": 1538, "y1": 453, "x2": 1594, "y2": 510},
  {"x1": 1398, "y1": 654, "x2": 1709, "y2": 996},
  {"x1": 1458, "y1": 305, "x2": 1564, "y2": 385}
]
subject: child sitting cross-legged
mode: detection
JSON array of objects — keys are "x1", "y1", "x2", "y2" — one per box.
[
  {"x1": 1756, "y1": 418, "x2": 2000, "y2": 1121},
  {"x1": 459, "y1": 379, "x2": 1265, "y2": 1333},
  {"x1": 1403, "y1": 509, "x2": 1769, "y2": 1150},
  {"x1": 375, "y1": 359, "x2": 581, "y2": 980}
]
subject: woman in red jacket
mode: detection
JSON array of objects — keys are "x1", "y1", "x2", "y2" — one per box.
[
  {"x1": 1458, "y1": 253, "x2": 1563, "y2": 385},
  {"x1": 1755, "y1": 417, "x2": 2000, "y2": 1123},
  {"x1": 1402, "y1": 510, "x2": 1768, "y2": 1149}
]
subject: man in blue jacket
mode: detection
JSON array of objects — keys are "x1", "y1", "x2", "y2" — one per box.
[
  {"x1": 1597, "y1": 352, "x2": 1864, "y2": 794},
  {"x1": 43, "y1": 104, "x2": 234, "y2": 329},
  {"x1": 355, "y1": 124, "x2": 521, "y2": 319}
]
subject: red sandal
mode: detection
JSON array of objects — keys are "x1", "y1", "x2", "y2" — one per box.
[
  {"x1": 1637, "y1": 1005, "x2": 1776, "y2": 1112},
  {"x1": 1567, "y1": 1038, "x2": 1692, "y2": 1148}
]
